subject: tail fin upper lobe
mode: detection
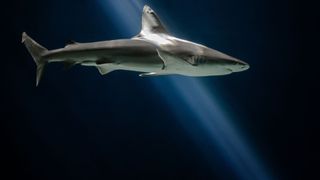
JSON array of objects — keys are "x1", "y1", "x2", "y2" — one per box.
[{"x1": 22, "y1": 32, "x2": 48, "y2": 86}]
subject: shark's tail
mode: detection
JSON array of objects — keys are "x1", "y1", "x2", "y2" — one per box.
[{"x1": 22, "y1": 32, "x2": 48, "y2": 86}]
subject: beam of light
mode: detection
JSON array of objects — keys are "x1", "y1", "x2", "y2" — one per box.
[
  {"x1": 157, "y1": 77, "x2": 271, "y2": 180},
  {"x1": 97, "y1": 0, "x2": 272, "y2": 179}
]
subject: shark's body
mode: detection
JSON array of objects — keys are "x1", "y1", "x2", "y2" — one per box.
[{"x1": 22, "y1": 5, "x2": 249, "y2": 86}]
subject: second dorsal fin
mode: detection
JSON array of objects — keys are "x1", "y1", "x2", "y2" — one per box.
[{"x1": 65, "y1": 40, "x2": 79, "y2": 47}]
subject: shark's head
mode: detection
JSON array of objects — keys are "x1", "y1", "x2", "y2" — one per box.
[
  {"x1": 194, "y1": 46, "x2": 250, "y2": 75},
  {"x1": 138, "y1": 5, "x2": 250, "y2": 76}
]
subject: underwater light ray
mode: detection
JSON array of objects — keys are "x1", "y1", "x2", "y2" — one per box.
[
  {"x1": 96, "y1": 0, "x2": 272, "y2": 179},
  {"x1": 169, "y1": 77, "x2": 271, "y2": 180}
]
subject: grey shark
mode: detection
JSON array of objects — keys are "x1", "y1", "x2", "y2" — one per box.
[{"x1": 22, "y1": 5, "x2": 249, "y2": 86}]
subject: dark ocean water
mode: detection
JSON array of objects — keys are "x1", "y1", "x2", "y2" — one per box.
[{"x1": 1, "y1": 0, "x2": 316, "y2": 179}]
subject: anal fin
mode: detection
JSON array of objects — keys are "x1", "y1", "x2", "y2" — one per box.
[{"x1": 97, "y1": 64, "x2": 116, "y2": 75}]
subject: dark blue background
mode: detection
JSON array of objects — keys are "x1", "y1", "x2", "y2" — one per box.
[{"x1": 1, "y1": 0, "x2": 317, "y2": 179}]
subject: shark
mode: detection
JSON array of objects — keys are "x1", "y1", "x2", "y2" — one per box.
[{"x1": 22, "y1": 5, "x2": 249, "y2": 86}]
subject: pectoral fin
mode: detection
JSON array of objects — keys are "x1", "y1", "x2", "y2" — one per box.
[
  {"x1": 156, "y1": 49, "x2": 191, "y2": 69},
  {"x1": 156, "y1": 49, "x2": 167, "y2": 70}
]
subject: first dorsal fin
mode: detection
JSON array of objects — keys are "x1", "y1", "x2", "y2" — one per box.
[{"x1": 140, "y1": 5, "x2": 169, "y2": 35}]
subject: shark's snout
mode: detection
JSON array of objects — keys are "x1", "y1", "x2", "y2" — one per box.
[
  {"x1": 239, "y1": 61, "x2": 250, "y2": 71},
  {"x1": 229, "y1": 59, "x2": 250, "y2": 72}
]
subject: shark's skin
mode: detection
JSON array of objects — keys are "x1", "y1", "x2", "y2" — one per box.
[{"x1": 22, "y1": 5, "x2": 249, "y2": 86}]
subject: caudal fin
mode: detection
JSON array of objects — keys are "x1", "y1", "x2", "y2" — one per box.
[{"x1": 22, "y1": 32, "x2": 48, "y2": 86}]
